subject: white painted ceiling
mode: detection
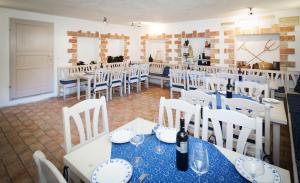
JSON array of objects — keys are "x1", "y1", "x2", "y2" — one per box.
[{"x1": 0, "y1": 0, "x2": 299, "y2": 24}]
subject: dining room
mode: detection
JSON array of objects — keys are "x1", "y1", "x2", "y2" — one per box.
[{"x1": 0, "y1": 0, "x2": 300, "y2": 183}]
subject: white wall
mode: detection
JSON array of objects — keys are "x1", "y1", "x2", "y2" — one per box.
[
  {"x1": 0, "y1": 7, "x2": 140, "y2": 107},
  {"x1": 140, "y1": 9, "x2": 300, "y2": 69},
  {"x1": 77, "y1": 37, "x2": 100, "y2": 63}
]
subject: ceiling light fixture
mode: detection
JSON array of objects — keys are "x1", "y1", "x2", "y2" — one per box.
[
  {"x1": 130, "y1": 22, "x2": 141, "y2": 28},
  {"x1": 248, "y1": 7, "x2": 254, "y2": 16},
  {"x1": 103, "y1": 17, "x2": 107, "y2": 24}
]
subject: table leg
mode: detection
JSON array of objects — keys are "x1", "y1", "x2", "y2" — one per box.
[
  {"x1": 271, "y1": 89, "x2": 275, "y2": 98},
  {"x1": 273, "y1": 124, "x2": 280, "y2": 165},
  {"x1": 86, "y1": 79, "x2": 91, "y2": 99},
  {"x1": 77, "y1": 78, "x2": 80, "y2": 101}
]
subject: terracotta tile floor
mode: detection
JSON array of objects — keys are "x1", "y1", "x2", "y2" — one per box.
[{"x1": 0, "y1": 85, "x2": 293, "y2": 182}]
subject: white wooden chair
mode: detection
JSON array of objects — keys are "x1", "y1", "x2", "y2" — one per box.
[
  {"x1": 109, "y1": 69, "x2": 124, "y2": 100},
  {"x1": 180, "y1": 89, "x2": 217, "y2": 138},
  {"x1": 158, "y1": 97, "x2": 201, "y2": 137},
  {"x1": 186, "y1": 70, "x2": 205, "y2": 90},
  {"x1": 202, "y1": 106, "x2": 263, "y2": 159},
  {"x1": 92, "y1": 69, "x2": 109, "y2": 101},
  {"x1": 139, "y1": 63, "x2": 150, "y2": 90},
  {"x1": 235, "y1": 81, "x2": 269, "y2": 99},
  {"x1": 62, "y1": 96, "x2": 109, "y2": 153},
  {"x1": 221, "y1": 96, "x2": 271, "y2": 155},
  {"x1": 180, "y1": 89, "x2": 217, "y2": 109},
  {"x1": 170, "y1": 69, "x2": 186, "y2": 98},
  {"x1": 205, "y1": 77, "x2": 227, "y2": 92},
  {"x1": 127, "y1": 65, "x2": 140, "y2": 95},
  {"x1": 33, "y1": 150, "x2": 67, "y2": 183}
]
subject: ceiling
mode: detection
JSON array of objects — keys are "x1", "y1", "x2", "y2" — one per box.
[{"x1": 0, "y1": 0, "x2": 300, "y2": 24}]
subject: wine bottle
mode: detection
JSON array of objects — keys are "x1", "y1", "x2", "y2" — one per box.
[
  {"x1": 238, "y1": 67, "x2": 243, "y2": 81},
  {"x1": 226, "y1": 78, "x2": 233, "y2": 98},
  {"x1": 176, "y1": 114, "x2": 189, "y2": 171}
]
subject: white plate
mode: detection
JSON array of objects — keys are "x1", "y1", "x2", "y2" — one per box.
[
  {"x1": 262, "y1": 98, "x2": 280, "y2": 104},
  {"x1": 235, "y1": 156, "x2": 281, "y2": 183},
  {"x1": 155, "y1": 127, "x2": 177, "y2": 143},
  {"x1": 91, "y1": 159, "x2": 133, "y2": 183},
  {"x1": 110, "y1": 129, "x2": 132, "y2": 143}
]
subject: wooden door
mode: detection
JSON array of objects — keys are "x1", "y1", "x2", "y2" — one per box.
[{"x1": 10, "y1": 18, "x2": 54, "y2": 99}]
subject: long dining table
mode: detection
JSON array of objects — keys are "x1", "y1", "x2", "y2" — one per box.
[{"x1": 63, "y1": 117, "x2": 290, "y2": 183}]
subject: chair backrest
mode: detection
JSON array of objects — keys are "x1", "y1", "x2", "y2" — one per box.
[
  {"x1": 62, "y1": 96, "x2": 109, "y2": 153},
  {"x1": 158, "y1": 97, "x2": 201, "y2": 137},
  {"x1": 216, "y1": 73, "x2": 239, "y2": 82},
  {"x1": 128, "y1": 65, "x2": 140, "y2": 79},
  {"x1": 109, "y1": 69, "x2": 124, "y2": 85},
  {"x1": 244, "y1": 74, "x2": 267, "y2": 83},
  {"x1": 235, "y1": 81, "x2": 269, "y2": 99},
  {"x1": 139, "y1": 64, "x2": 149, "y2": 77},
  {"x1": 205, "y1": 77, "x2": 227, "y2": 92},
  {"x1": 33, "y1": 150, "x2": 67, "y2": 183},
  {"x1": 170, "y1": 69, "x2": 186, "y2": 88},
  {"x1": 202, "y1": 106, "x2": 263, "y2": 159},
  {"x1": 94, "y1": 69, "x2": 109, "y2": 86},
  {"x1": 221, "y1": 96, "x2": 271, "y2": 154},
  {"x1": 186, "y1": 70, "x2": 205, "y2": 90},
  {"x1": 181, "y1": 89, "x2": 217, "y2": 109}
]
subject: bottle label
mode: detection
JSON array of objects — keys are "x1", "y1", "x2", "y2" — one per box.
[{"x1": 176, "y1": 142, "x2": 188, "y2": 153}]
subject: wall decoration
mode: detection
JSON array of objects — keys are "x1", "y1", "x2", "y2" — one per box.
[
  {"x1": 174, "y1": 30, "x2": 219, "y2": 64},
  {"x1": 67, "y1": 31, "x2": 100, "y2": 64},
  {"x1": 140, "y1": 34, "x2": 173, "y2": 62}
]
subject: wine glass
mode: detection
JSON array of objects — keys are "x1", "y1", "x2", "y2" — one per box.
[
  {"x1": 130, "y1": 124, "x2": 144, "y2": 167},
  {"x1": 153, "y1": 114, "x2": 165, "y2": 154},
  {"x1": 190, "y1": 143, "x2": 209, "y2": 182}
]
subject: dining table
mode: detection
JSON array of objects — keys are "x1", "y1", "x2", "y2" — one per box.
[
  {"x1": 63, "y1": 117, "x2": 290, "y2": 183},
  {"x1": 182, "y1": 91, "x2": 287, "y2": 166},
  {"x1": 75, "y1": 69, "x2": 129, "y2": 100}
]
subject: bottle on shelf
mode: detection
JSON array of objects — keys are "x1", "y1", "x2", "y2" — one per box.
[
  {"x1": 238, "y1": 67, "x2": 243, "y2": 81},
  {"x1": 226, "y1": 78, "x2": 233, "y2": 98},
  {"x1": 100, "y1": 63, "x2": 103, "y2": 68},
  {"x1": 176, "y1": 113, "x2": 189, "y2": 171},
  {"x1": 187, "y1": 64, "x2": 190, "y2": 70}
]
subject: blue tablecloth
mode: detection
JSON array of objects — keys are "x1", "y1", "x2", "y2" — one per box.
[
  {"x1": 209, "y1": 92, "x2": 252, "y2": 109},
  {"x1": 111, "y1": 135, "x2": 249, "y2": 183}
]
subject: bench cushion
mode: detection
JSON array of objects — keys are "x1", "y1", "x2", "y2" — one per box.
[{"x1": 60, "y1": 79, "x2": 77, "y2": 85}]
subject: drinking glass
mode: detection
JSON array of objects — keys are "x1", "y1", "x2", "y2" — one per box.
[
  {"x1": 130, "y1": 124, "x2": 145, "y2": 167},
  {"x1": 153, "y1": 114, "x2": 165, "y2": 154},
  {"x1": 190, "y1": 143, "x2": 209, "y2": 182}
]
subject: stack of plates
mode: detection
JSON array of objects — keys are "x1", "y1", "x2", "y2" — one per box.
[
  {"x1": 110, "y1": 129, "x2": 132, "y2": 144},
  {"x1": 262, "y1": 98, "x2": 280, "y2": 104},
  {"x1": 155, "y1": 127, "x2": 177, "y2": 143}
]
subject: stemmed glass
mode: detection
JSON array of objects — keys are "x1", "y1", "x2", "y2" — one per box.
[
  {"x1": 153, "y1": 114, "x2": 165, "y2": 154},
  {"x1": 190, "y1": 143, "x2": 209, "y2": 182},
  {"x1": 130, "y1": 123, "x2": 144, "y2": 167}
]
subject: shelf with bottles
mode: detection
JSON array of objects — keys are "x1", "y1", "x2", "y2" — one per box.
[{"x1": 181, "y1": 37, "x2": 211, "y2": 61}]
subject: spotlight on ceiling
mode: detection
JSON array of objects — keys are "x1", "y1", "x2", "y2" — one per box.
[
  {"x1": 103, "y1": 17, "x2": 107, "y2": 24},
  {"x1": 248, "y1": 7, "x2": 254, "y2": 16}
]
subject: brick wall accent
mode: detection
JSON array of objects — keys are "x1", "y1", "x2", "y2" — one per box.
[
  {"x1": 67, "y1": 31, "x2": 130, "y2": 65},
  {"x1": 100, "y1": 33, "x2": 130, "y2": 63},
  {"x1": 67, "y1": 31, "x2": 100, "y2": 64},
  {"x1": 222, "y1": 16, "x2": 298, "y2": 69},
  {"x1": 140, "y1": 34, "x2": 173, "y2": 62},
  {"x1": 174, "y1": 30, "x2": 220, "y2": 64}
]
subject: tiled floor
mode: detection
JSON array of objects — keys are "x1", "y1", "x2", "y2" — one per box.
[{"x1": 0, "y1": 85, "x2": 293, "y2": 182}]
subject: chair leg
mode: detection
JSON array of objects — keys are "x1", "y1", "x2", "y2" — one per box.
[
  {"x1": 128, "y1": 82, "x2": 131, "y2": 95},
  {"x1": 110, "y1": 87, "x2": 113, "y2": 100},
  {"x1": 136, "y1": 82, "x2": 139, "y2": 92},
  {"x1": 106, "y1": 89, "x2": 109, "y2": 101},
  {"x1": 120, "y1": 85, "x2": 123, "y2": 97},
  {"x1": 170, "y1": 89, "x2": 173, "y2": 99},
  {"x1": 63, "y1": 86, "x2": 66, "y2": 100},
  {"x1": 161, "y1": 79, "x2": 163, "y2": 88}
]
